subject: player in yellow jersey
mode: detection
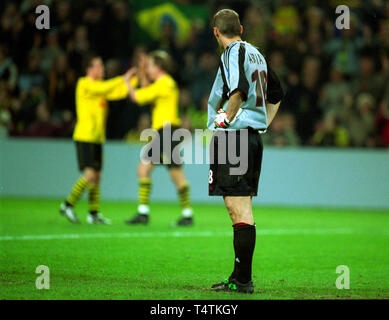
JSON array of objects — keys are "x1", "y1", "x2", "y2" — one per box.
[
  {"x1": 59, "y1": 55, "x2": 129, "y2": 224},
  {"x1": 123, "y1": 51, "x2": 194, "y2": 226}
]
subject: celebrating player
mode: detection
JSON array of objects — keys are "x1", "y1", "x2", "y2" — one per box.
[
  {"x1": 59, "y1": 55, "x2": 129, "y2": 224},
  {"x1": 208, "y1": 9, "x2": 284, "y2": 293},
  {"x1": 123, "y1": 51, "x2": 194, "y2": 226}
]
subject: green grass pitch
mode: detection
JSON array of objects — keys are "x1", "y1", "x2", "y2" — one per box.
[{"x1": 1, "y1": 198, "x2": 388, "y2": 299}]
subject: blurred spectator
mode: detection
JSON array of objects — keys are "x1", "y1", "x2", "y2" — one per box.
[
  {"x1": 125, "y1": 113, "x2": 151, "y2": 143},
  {"x1": 324, "y1": 13, "x2": 364, "y2": 77},
  {"x1": 188, "y1": 51, "x2": 218, "y2": 106},
  {"x1": 286, "y1": 56, "x2": 322, "y2": 144},
  {"x1": 351, "y1": 49, "x2": 386, "y2": 100},
  {"x1": 0, "y1": 3, "x2": 26, "y2": 65},
  {"x1": 282, "y1": 112, "x2": 301, "y2": 146},
  {"x1": 0, "y1": 82, "x2": 13, "y2": 136},
  {"x1": 376, "y1": 49, "x2": 389, "y2": 147},
  {"x1": 18, "y1": 52, "x2": 46, "y2": 92},
  {"x1": 48, "y1": 53, "x2": 76, "y2": 120},
  {"x1": 344, "y1": 93, "x2": 377, "y2": 147},
  {"x1": 262, "y1": 112, "x2": 300, "y2": 147},
  {"x1": 378, "y1": 10, "x2": 389, "y2": 51},
  {"x1": 272, "y1": 1, "x2": 299, "y2": 37},
  {"x1": 83, "y1": 3, "x2": 109, "y2": 58},
  {"x1": 312, "y1": 112, "x2": 349, "y2": 147},
  {"x1": 52, "y1": 0, "x2": 74, "y2": 45},
  {"x1": 109, "y1": 0, "x2": 131, "y2": 61},
  {"x1": 376, "y1": 97, "x2": 389, "y2": 147},
  {"x1": 0, "y1": 45, "x2": 18, "y2": 91},
  {"x1": 40, "y1": 30, "x2": 64, "y2": 73},
  {"x1": 268, "y1": 50, "x2": 288, "y2": 92},
  {"x1": 66, "y1": 25, "x2": 90, "y2": 73},
  {"x1": 24, "y1": 102, "x2": 62, "y2": 138},
  {"x1": 243, "y1": 6, "x2": 269, "y2": 51},
  {"x1": 179, "y1": 88, "x2": 195, "y2": 113},
  {"x1": 319, "y1": 66, "x2": 351, "y2": 117},
  {"x1": 12, "y1": 85, "x2": 47, "y2": 136},
  {"x1": 184, "y1": 94, "x2": 209, "y2": 130}
]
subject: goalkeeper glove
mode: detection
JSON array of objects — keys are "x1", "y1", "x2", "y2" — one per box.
[{"x1": 214, "y1": 110, "x2": 230, "y2": 128}]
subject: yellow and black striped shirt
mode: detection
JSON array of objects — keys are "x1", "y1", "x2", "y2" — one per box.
[
  {"x1": 134, "y1": 74, "x2": 180, "y2": 130},
  {"x1": 73, "y1": 76, "x2": 128, "y2": 143}
]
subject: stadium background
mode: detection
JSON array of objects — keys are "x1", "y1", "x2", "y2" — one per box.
[
  {"x1": 1, "y1": 0, "x2": 389, "y2": 147},
  {"x1": 0, "y1": 0, "x2": 388, "y2": 207},
  {"x1": 1, "y1": 0, "x2": 389, "y2": 300}
]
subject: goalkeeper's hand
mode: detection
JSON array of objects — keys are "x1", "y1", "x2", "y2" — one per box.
[{"x1": 214, "y1": 110, "x2": 230, "y2": 128}]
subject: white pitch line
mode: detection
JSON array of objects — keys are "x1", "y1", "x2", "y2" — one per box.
[{"x1": 0, "y1": 228, "x2": 367, "y2": 241}]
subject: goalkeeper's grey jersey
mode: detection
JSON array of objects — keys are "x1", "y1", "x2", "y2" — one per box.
[{"x1": 207, "y1": 40, "x2": 268, "y2": 131}]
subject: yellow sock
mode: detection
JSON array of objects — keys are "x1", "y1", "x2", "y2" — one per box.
[
  {"x1": 178, "y1": 183, "x2": 191, "y2": 209},
  {"x1": 66, "y1": 176, "x2": 88, "y2": 206},
  {"x1": 88, "y1": 184, "x2": 100, "y2": 212},
  {"x1": 138, "y1": 178, "x2": 151, "y2": 206}
]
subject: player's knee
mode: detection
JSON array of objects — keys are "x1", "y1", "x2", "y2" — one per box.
[
  {"x1": 236, "y1": 209, "x2": 254, "y2": 225},
  {"x1": 225, "y1": 198, "x2": 253, "y2": 224},
  {"x1": 94, "y1": 173, "x2": 101, "y2": 184},
  {"x1": 137, "y1": 166, "x2": 146, "y2": 178},
  {"x1": 84, "y1": 169, "x2": 99, "y2": 185}
]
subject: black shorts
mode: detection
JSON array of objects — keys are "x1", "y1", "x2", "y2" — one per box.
[
  {"x1": 75, "y1": 141, "x2": 103, "y2": 171},
  {"x1": 143, "y1": 126, "x2": 182, "y2": 168},
  {"x1": 208, "y1": 128, "x2": 263, "y2": 197}
]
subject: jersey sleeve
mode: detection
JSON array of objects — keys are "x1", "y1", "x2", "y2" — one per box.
[
  {"x1": 221, "y1": 43, "x2": 249, "y2": 101},
  {"x1": 85, "y1": 76, "x2": 126, "y2": 96},
  {"x1": 134, "y1": 80, "x2": 162, "y2": 105},
  {"x1": 130, "y1": 76, "x2": 139, "y2": 88},
  {"x1": 105, "y1": 80, "x2": 129, "y2": 101},
  {"x1": 266, "y1": 66, "x2": 284, "y2": 104}
]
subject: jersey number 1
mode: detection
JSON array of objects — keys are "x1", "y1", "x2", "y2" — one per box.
[{"x1": 251, "y1": 70, "x2": 267, "y2": 107}]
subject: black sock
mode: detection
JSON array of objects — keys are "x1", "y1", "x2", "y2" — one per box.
[
  {"x1": 89, "y1": 210, "x2": 97, "y2": 216},
  {"x1": 230, "y1": 223, "x2": 256, "y2": 284}
]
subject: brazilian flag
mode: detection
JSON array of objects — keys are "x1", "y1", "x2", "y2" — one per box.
[{"x1": 130, "y1": 0, "x2": 207, "y2": 44}]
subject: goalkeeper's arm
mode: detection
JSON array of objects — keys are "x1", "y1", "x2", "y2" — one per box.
[{"x1": 266, "y1": 101, "x2": 281, "y2": 127}]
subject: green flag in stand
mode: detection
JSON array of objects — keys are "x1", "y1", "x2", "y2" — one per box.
[{"x1": 133, "y1": 0, "x2": 207, "y2": 43}]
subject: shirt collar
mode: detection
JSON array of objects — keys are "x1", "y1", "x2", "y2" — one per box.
[{"x1": 226, "y1": 40, "x2": 244, "y2": 50}]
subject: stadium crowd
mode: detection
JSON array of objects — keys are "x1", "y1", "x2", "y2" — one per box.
[{"x1": 0, "y1": 0, "x2": 388, "y2": 147}]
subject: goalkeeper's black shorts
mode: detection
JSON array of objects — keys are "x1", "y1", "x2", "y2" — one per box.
[{"x1": 208, "y1": 128, "x2": 263, "y2": 197}]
